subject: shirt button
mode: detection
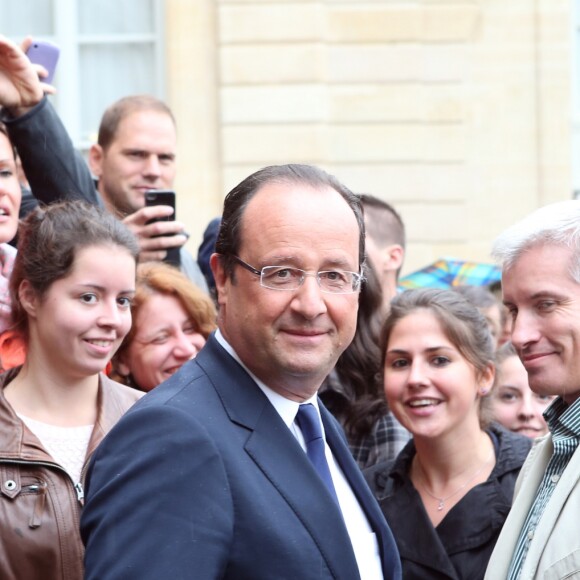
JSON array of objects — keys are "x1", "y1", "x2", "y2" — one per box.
[
  {"x1": 551, "y1": 474, "x2": 560, "y2": 484},
  {"x1": 527, "y1": 530, "x2": 534, "y2": 541}
]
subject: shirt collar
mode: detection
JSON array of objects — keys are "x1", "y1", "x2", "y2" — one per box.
[
  {"x1": 214, "y1": 329, "x2": 319, "y2": 429},
  {"x1": 545, "y1": 395, "x2": 580, "y2": 438}
]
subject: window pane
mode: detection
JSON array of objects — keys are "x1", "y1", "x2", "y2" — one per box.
[
  {"x1": 0, "y1": 0, "x2": 54, "y2": 36},
  {"x1": 79, "y1": 43, "x2": 158, "y2": 141},
  {"x1": 79, "y1": 0, "x2": 154, "y2": 35}
]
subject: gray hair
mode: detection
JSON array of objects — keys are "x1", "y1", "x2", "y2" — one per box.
[{"x1": 492, "y1": 200, "x2": 580, "y2": 281}]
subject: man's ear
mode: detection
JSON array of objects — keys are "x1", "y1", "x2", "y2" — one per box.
[
  {"x1": 210, "y1": 253, "x2": 229, "y2": 307},
  {"x1": 384, "y1": 244, "x2": 405, "y2": 273},
  {"x1": 18, "y1": 280, "x2": 39, "y2": 318},
  {"x1": 88, "y1": 144, "x2": 104, "y2": 178}
]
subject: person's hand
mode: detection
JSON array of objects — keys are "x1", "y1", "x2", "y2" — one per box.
[
  {"x1": 0, "y1": 35, "x2": 55, "y2": 116},
  {"x1": 122, "y1": 205, "x2": 188, "y2": 263}
]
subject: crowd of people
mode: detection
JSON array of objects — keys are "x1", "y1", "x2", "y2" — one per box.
[{"x1": 0, "y1": 32, "x2": 577, "y2": 580}]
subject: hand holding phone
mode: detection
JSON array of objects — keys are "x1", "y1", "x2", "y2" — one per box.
[{"x1": 26, "y1": 40, "x2": 60, "y2": 85}]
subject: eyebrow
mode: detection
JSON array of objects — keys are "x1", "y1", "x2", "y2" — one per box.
[
  {"x1": 263, "y1": 256, "x2": 357, "y2": 270},
  {"x1": 77, "y1": 283, "x2": 135, "y2": 295},
  {"x1": 386, "y1": 346, "x2": 455, "y2": 355},
  {"x1": 137, "y1": 328, "x2": 170, "y2": 342},
  {"x1": 122, "y1": 148, "x2": 175, "y2": 159},
  {"x1": 503, "y1": 290, "x2": 567, "y2": 306},
  {"x1": 529, "y1": 290, "x2": 562, "y2": 298}
]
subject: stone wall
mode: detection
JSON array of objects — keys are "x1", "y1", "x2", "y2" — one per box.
[{"x1": 167, "y1": 0, "x2": 572, "y2": 275}]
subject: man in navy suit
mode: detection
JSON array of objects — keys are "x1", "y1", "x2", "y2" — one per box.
[{"x1": 81, "y1": 164, "x2": 402, "y2": 579}]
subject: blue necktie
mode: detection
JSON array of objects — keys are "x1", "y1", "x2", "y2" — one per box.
[{"x1": 296, "y1": 403, "x2": 339, "y2": 505}]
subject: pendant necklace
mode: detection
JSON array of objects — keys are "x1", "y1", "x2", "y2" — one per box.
[{"x1": 416, "y1": 451, "x2": 494, "y2": 511}]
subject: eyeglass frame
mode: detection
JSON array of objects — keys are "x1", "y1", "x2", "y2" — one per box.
[{"x1": 227, "y1": 254, "x2": 364, "y2": 294}]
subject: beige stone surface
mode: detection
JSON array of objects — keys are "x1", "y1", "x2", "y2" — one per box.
[
  {"x1": 326, "y1": 5, "x2": 479, "y2": 42},
  {"x1": 165, "y1": 0, "x2": 221, "y2": 246},
  {"x1": 164, "y1": 0, "x2": 574, "y2": 274},
  {"x1": 220, "y1": 45, "x2": 324, "y2": 84},
  {"x1": 328, "y1": 85, "x2": 465, "y2": 123},
  {"x1": 220, "y1": 4, "x2": 324, "y2": 42},
  {"x1": 327, "y1": 163, "x2": 468, "y2": 202},
  {"x1": 221, "y1": 85, "x2": 326, "y2": 123}
]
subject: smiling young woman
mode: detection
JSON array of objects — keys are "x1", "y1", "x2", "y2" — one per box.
[
  {"x1": 365, "y1": 288, "x2": 532, "y2": 580},
  {"x1": 491, "y1": 341, "x2": 554, "y2": 439},
  {"x1": 0, "y1": 201, "x2": 143, "y2": 580}
]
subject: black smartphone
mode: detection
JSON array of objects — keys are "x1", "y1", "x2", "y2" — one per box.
[
  {"x1": 26, "y1": 40, "x2": 60, "y2": 85},
  {"x1": 144, "y1": 190, "x2": 181, "y2": 268}
]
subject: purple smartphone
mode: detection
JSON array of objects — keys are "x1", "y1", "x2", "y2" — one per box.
[{"x1": 26, "y1": 40, "x2": 60, "y2": 84}]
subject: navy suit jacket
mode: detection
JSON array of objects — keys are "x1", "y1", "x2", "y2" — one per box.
[{"x1": 81, "y1": 335, "x2": 402, "y2": 579}]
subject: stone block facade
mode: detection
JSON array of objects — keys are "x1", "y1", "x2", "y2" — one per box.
[{"x1": 166, "y1": 0, "x2": 573, "y2": 276}]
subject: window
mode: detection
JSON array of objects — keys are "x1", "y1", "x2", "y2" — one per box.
[{"x1": 2, "y1": 0, "x2": 165, "y2": 148}]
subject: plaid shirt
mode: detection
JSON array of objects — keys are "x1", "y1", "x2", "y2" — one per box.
[{"x1": 349, "y1": 411, "x2": 411, "y2": 470}]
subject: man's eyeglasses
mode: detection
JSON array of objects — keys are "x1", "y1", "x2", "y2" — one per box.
[{"x1": 229, "y1": 255, "x2": 363, "y2": 294}]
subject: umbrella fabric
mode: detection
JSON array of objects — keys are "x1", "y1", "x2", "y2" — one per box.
[{"x1": 398, "y1": 258, "x2": 501, "y2": 290}]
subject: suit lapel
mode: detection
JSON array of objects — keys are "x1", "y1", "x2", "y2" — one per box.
[
  {"x1": 246, "y1": 408, "x2": 361, "y2": 580},
  {"x1": 196, "y1": 336, "x2": 361, "y2": 580}
]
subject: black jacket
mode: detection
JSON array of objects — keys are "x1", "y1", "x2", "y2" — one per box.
[{"x1": 365, "y1": 424, "x2": 532, "y2": 580}]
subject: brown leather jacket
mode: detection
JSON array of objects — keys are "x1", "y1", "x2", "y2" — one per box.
[{"x1": 0, "y1": 369, "x2": 142, "y2": 580}]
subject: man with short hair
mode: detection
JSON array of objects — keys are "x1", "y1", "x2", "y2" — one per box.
[
  {"x1": 80, "y1": 164, "x2": 402, "y2": 580},
  {"x1": 0, "y1": 35, "x2": 207, "y2": 289},
  {"x1": 359, "y1": 194, "x2": 405, "y2": 309},
  {"x1": 88, "y1": 95, "x2": 177, "y2": 219},
  {"x1": 485, "y1": 199, "x2": 580, "y2": 579}
]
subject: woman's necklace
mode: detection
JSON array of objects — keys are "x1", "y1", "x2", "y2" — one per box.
[{"x1": 416, "y1": 451, "x2": 494, "y2": 511}]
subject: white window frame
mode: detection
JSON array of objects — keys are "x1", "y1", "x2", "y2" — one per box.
[
  {"x1": 15, "y1": 0, "x2": 166, "y2": 150},
  {"x1": 572, "y1": 0, "x2": 580, "y2": 198}
]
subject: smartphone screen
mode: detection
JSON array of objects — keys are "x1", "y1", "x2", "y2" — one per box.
[
  {"x1": 144, "y1": 190, "x2": 181, "y2": 268},
  {"x1": 145, "y1": 190, "x2": 176, "y2": 217}
]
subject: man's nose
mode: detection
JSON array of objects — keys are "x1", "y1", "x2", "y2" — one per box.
[
  {"x1": 291, "y1": 276, "x2": 327, "y2": 320},
  {"x1": 510, "y1": 311, "x2": 540, "y2": 350},
  {"x1": 143, "y1": 155, "x2": 161, "y2": 177}
]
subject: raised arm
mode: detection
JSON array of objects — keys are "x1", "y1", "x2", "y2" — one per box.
[{"x1": 0, "y1": 35, "x2": 100, "y2": 209}]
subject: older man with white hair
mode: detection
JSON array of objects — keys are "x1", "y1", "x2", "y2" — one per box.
[{"x1": 485, "y1": 200, "x2": 580, "y2": 579}]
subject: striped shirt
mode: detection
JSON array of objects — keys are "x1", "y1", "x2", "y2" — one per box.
[{"x1": 507, "y1": 396, "x2": 580, "y2": 579}]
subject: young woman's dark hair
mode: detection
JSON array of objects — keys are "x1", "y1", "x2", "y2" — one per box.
[
  {"x1": 321, "y1": 260, "x2": 386, "y2": 437},
  {"x1": 9, "y1": 201, "x2": 139, "y2": 341}
]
